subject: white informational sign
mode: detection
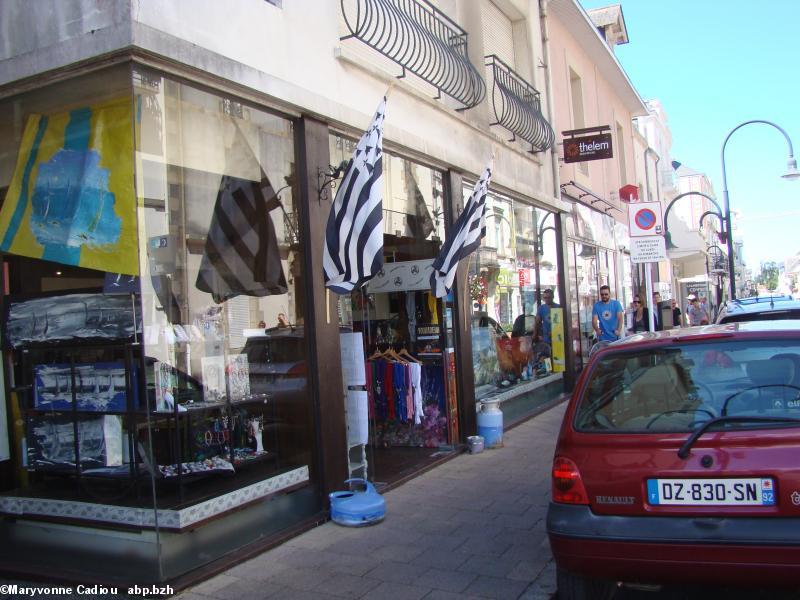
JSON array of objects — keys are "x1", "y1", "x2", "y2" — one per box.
[
  {"x1": 631, "y1": 237, "x2": 668, "y2": 264},
  {"x1": 339, "y1": 332, "x2": 366, "y2": 386},
  {"x1": 346, "y1": 390, "x2": 369, "y2": 446},
  {"x1": 366, "y1": 259, "x2": 434, "y2": 292},
  {"x1": 628, "y1": 201, "x2": 664, "y2": 237}
]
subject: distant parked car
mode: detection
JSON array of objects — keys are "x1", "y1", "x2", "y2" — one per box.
[
  {"x1": 716, "y1": 294, "x2": 800, "y2": 324},
  {"x1": 547, "y1": 321, "x2": 800, "y2": 598},
  {"x1": 240, "y1": 326, "x2": 308, "y2": 398}
]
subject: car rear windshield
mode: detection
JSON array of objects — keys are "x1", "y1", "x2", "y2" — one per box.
[
  {"x1": 719, "y1": 309, "x2": 800, "y2": 324},
  {"x1": 575, "y1": 339, "x2": 800, "y2": 432}
]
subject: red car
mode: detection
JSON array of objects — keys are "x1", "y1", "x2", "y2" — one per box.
[{"x1": 547, "y1": 321, "x2": 800, "y2": 599}]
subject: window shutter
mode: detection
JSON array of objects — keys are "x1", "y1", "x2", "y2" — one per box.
[{"x1": 481, "y1": 1, "x2": 515, "y2": 68}]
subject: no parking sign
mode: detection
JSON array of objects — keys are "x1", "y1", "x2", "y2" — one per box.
[{"x1": 628, "y1": 201, "x2": 664, "y2": 237}]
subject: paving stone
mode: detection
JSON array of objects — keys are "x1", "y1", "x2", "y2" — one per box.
[
  {"x1": 421, "y1": 590, "x2": 485, "y2": 600},
  {"x1": 321, "y1": 551, "x2": 383, "y2": 576},
  {"x1": 311, "y1": 573, "x2": 381, "y2": 598},
  {"x1": 365, "y1": 560, "x2": 424, "y2": 584},
  {"x1": 267, "y1": 567, "x2": 334, "y2": 592},
  {"x1": 462, "y1": 575, "x2": 530, "y2": 600},
  {"x1": 274, "y1": 547, "x2": 332, "y2": 569},
  {"x1": 365, "y1": 581, "x2": 431, "y2": 600},
  {"x1": 412, "y1": 547, "x2": 469, "y2": 571},
  {"x1": 453, "y1": 535, "x2": 511, "y2": 558},
  {"x1": 415, "y1": 567, "x2": 477, "y2": 593},
  {"x1": 197, "y1": 577, "x2": 282, "y2": 600},
  {"x1": 457, "y1": 554, "x2": 516, "y2": 578},
  {"x1": 188, "y1": 574, "x2": 239, "y2": 596},
  {"x1": 372, "y1": 543, "x2": 426, "y2": 562}
]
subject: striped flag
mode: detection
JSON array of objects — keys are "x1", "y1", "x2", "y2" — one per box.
[
  {"x1": 195, "y1": 172, "x2": 287, "y2": 303},
  {"x1": 429, "y1": 160, "x2": 493, "y2": 297},
  {"x1": 323, "y1": 97, "x2": 387, "y2": 294}
]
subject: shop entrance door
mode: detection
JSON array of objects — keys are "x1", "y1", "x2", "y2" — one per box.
[{"x1": 338, "y1": 269, "x2": 458, "y2": 488}]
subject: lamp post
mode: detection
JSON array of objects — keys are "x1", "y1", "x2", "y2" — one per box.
[
  {"x1": 721, "y1": 120, "x2": 800, "y2": 299},
  {"x1": 662, "y1": 190, "x2": 728, "y2": 308},
  {"x1": 663, "y1": 191, "x2": 727, "y2": 249}
]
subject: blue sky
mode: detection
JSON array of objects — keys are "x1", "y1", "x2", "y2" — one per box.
[{"x1": 578, "y1": 0, "x2": 800, "y2": 271}]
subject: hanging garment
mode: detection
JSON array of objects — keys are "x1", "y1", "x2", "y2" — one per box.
[
  {"x1": 373, "y1": 360, "x2": 388, "y2": 420},
  {"x1": 405, "y1": 364, "x2": 414, "y2": 422},
  {"x1": 393, "y1": 362, "x2": 408, "y2": 424},
  {"x1": 385, "y1": 361, "x2": 396, "y2": 420},
  {"x1": 410, "y1": 362, "x2": 423, "y2": 425}
]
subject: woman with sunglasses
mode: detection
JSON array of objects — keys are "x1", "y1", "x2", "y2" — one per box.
[{"x1": 629, "y1": 294, "x2": 650, "y2": 333}]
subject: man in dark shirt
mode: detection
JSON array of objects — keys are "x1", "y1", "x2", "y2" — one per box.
[{"x1": 652, "y1": 292, "x2": 663, "y2": 331}]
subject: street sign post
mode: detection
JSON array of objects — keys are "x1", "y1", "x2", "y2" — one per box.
[{"x1": 628, "y1": 201, "x2": 666, "y2": 333}]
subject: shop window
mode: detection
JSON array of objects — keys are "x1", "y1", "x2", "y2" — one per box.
[
  {"x1": 0, "y1": 65, "x2": 317, "y2": 553},
  {"x1": 469, "y1": 185, "x2": 563, "y2": 401},
  {"x1": 133, "y1": 67, "x2": 315, "y2": 509}
]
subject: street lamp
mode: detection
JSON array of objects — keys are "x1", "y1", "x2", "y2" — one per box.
[
  {"x1": 663, "y1": 191, "x2": 727, "y2": 249},
  {"x1": 721, "y1": 120, "x2": 800, "y2": 299}
]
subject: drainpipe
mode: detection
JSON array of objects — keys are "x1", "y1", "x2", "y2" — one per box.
[
  {"x1": 539, "y1": 0, "x2": 561, "y2": 204},
  {"x1": 644, "y1": 147, "x2": 660, "y2": 202},
  {"x1": 539, "y1": 0, "x2": 575, "y2": 388}
]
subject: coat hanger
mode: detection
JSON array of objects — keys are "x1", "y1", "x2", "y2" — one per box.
[
  {"x1": 397, "y1": 347, "x2": 420, "y2": 364},
  {"x1": 383, "y1": 347, "x2": 406, "y2": 364},
  {"x1": 368, "y1": 347, "x2": 383, "y2": 361}
]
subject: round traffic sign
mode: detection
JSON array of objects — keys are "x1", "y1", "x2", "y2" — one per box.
[{"x1": 634, "y1": 208, "x2": 657, "y2": 231}]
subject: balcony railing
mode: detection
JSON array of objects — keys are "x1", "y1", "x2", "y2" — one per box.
[
  {"x1": 341, "y1": 0, "x2": 486, "y2": 110},
  {"x1": 485, "y1": 55, "x2": 555, "y2": 153}
]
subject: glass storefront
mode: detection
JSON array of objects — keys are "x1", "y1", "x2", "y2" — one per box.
[
  {"x1": 329, "y1": 133, "x2": 458, "y2": 486},
  {"x1": 0, "y1": 65, "x2": 321, "y2": 582},
  {"x1": 468, "y1": 187, "x2": 563, "y2": 402},
  {"x1": 565, "y1": 203, "x2": 619, "y2": 373}
]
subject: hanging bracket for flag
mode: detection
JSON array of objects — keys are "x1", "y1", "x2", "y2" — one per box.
[{"x1": 317, "y1": 160, "x2": 350, "y2": 203}]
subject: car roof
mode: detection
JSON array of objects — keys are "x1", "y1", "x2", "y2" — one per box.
[
  {"x1": 599, "y1": 319, "x2": 800, "y2": 351},
  {"x1": 716, "y1": 295, "x2": 800, "y2": 321}
]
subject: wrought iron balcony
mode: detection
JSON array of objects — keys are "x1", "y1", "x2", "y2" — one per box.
[
  {"x1": 485, "y1": 55, "x2": 555, "y2": 153},
  {"x1": 341, "y1": 0, "x2": 486, "y2": 110}
]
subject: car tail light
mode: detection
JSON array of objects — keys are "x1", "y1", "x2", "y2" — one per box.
[{"x1": 551, "y1": 456, "x2": 589, "y2": 505}]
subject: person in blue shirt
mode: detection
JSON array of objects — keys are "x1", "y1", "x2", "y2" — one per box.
[
  {"x1": 535, "y1": 288, "x2": 560, "y2": 346},
  {"x1": 592, "y1": 285, "x2": 624, "y2": 342}
]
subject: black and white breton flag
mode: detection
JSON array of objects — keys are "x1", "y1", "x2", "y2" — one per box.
[
  {"x1": 323, "y1": 97, "x2": 387, "y2": 294},
  {"x1": 196, "y1": 172, "x2": 287, "y2": 304},
  {"x1": 429, "y1": 160, "x2": 493, "y2": 298}
]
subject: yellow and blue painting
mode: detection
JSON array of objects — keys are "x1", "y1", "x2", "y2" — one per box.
[{"x1": 0, "y1": 97, "x2": 138, "y2": 275}]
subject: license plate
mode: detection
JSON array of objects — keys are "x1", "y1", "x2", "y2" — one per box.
[{"x1": 647, "y1": 478, "x2": 775, "y2": 506}]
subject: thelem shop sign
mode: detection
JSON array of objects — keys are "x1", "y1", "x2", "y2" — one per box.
[{"x1": 562, "y1": 128, "x2": 613, "y2": 164}]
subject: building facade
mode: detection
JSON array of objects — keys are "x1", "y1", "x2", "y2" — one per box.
[
  {"x1": 545, "y1": 0, "x2": 649, "y2": 371},
  {"x1": 0, "y1": 0, "x2": 581, "y2": 584}
]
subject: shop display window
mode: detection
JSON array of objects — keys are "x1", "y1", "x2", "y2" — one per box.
[
  {"x1": 468, "y1": 186, "x2": 563, "y2": 401},
  {"x1": 0, "y1": 66, "x2": 317, "y2": 534}
]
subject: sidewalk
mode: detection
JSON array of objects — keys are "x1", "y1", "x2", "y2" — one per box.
[{"x1": 178, "y1": 401, "x2": 567, "y2": 600}]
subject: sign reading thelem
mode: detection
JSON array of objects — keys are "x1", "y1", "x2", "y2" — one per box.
[{"x1": 562, "y1": 132, "x2": 613, "y2": 164}]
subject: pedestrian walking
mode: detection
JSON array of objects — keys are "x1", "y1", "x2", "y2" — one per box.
[
  {"x1": 685, "y1": 294, "x2": 710, "y2": 326},
  {"x1": 671, "y1": 298, "x2": 682, "y2": 328},
  {"x1": 652, "y1": 292, "x2": 663, "y2": 331},
  {"x1": 592, "y1": 285, "x2": 624, "y2": 342},
  {"x1": 628, "y1": 293, "x2": 650, "y2": 334}
]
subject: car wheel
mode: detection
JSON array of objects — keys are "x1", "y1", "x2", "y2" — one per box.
[{"x1": 556, "y1": 567, "x2": 616, "y2": 600}]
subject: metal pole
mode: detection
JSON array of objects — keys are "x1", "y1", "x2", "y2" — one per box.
[
  {"x1": 721, "y1": 119, "x2": 798, "y2": 300},
  {"x1": 645, "y1": 263, "x2": 655, "y2": 332}
]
